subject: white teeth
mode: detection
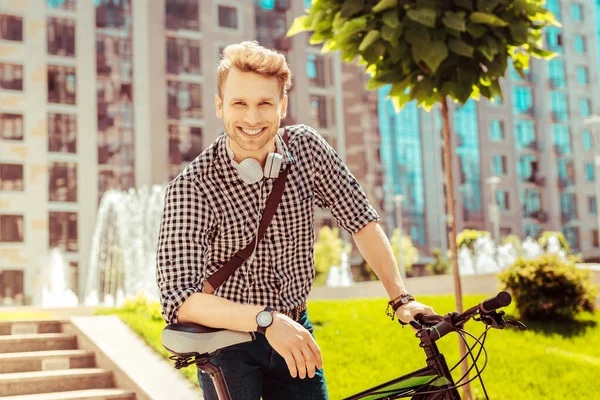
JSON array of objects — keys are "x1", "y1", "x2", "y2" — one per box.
[{"x1": 241, "y1": 127, "x2": 263, "y2": 135}]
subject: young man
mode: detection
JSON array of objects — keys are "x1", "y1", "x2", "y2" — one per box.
[{"x1": 156, "y1": 41, "x2": 435, "y2": 400}]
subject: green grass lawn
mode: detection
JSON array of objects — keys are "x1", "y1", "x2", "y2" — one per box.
[{"x1": 97, "y1": 295, "x2": 600, "y2": 399}]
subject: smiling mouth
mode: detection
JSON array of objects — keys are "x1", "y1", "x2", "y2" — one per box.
[{"x1": 238, "y1": 126, "x2": 266, "y2": 136}]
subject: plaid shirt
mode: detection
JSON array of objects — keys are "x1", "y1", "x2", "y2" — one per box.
[{"x1": 156, "y1": 124, "x2": 380, "y2": 324}]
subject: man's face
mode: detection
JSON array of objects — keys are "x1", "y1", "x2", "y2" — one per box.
[{"x1": 216, "y1": 68, "x2": 287, "y2": 161}]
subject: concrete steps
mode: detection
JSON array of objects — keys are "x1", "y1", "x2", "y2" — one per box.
[{"x1": 0, "y1": 319, "x2": 135, "y2": 399}]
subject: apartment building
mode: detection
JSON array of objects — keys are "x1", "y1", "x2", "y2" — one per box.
[
  {"x1": 378, "y1": 0, "x2": 600, "y2": 263},
  {"x1": 0, "y1": 0, "x2": 383, "y2": 305}
]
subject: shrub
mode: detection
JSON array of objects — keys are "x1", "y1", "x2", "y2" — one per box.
[
  {"x1": 314, "y1": 226, "x2": 351, "y2": 286},
  {"x1": 498, "y1": 254, "x2": 597, "y2": 320},
  {"x1": 501, "y1": 234, "x2": 523, "y2": 257},
  {"x1": 426, "y1": 248, "x2": 451, "y2": 275},
  {"x1": 538, "y1": 231, "x2": 570, "y2": 254},
  {"x1": 363, "y1": 229, "x2": 418, "y2": 279},
  {"x1": 457, "y1": 229, "x2": 489, "y2": 250}
]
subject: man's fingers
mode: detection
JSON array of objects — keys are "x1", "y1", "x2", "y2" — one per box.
[
  {"x1": 283, "y1": 354, "x2": 298, "y2": 378},
  {"x1": 300, "y1": 345, "x2": 317, "y2": 378},
  {"x1": 306, "y1": 336, "x2": 323, "y2": 370},
  {"x1": 291, "y1": 349, "x2": 307, "y2": 379}
]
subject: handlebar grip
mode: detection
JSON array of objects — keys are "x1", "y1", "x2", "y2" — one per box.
[{"x1": 479, "y1": 291, "x2": 511, "y2": 314}]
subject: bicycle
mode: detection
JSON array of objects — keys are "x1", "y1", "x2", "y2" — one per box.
[{"x1": 162, "y1": 291, "x2": 526, "y2": 399}]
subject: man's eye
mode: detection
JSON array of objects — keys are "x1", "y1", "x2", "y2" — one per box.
[
  {"x1": 234, "y1": 102, "x2": 245, "y2": 106},
  {"x1": 260, "y1": 102, "x2": 272, "y2": 106}
]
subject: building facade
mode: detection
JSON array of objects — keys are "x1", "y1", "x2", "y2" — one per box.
[
  {"x1": 0, "y1": 0, "x2": 383, "y2": 305},
  {"x1": 379, "y1": 0, "x2": 600, "y2": 263}
]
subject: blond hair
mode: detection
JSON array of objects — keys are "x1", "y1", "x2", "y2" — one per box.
[{"x1": 217, "y1": 41, "x2": 292, "y2": 99}]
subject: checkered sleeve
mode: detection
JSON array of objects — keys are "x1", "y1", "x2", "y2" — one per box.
[
  {"x1": 156, "y1": 176, "x2": 215, "y2": 324},
  {"x1": 307, "y1": 125, "x2": 381, "y2": 234}
]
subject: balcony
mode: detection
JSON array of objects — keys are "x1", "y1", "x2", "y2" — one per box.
[
  {"x1": 558, "y1": 178, "x2": 575, "y2": 188},
  {"x1": 525, "y1": 209, "x2": 549, "y2": 223},
  {"x1": 561, "y1": 212, "x2": 577, "y2": 223},
  {"x1": 275, "y1": 0, "x2": 291, "y2": 11},
  {"x1": 523, "y1": 141, "x2": 540, "y2": 151},
  {"x1": 525, "y1": 174, "x2": 546, "y2": 186},
  {"x1": 275, "y1": 36, "x2": 292, "y2": 52},
  {"x1": 549, "y1": 78, "x2": 564, "y2": 89}
]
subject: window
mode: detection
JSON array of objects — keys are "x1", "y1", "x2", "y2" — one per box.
[
  {"x1": 0, "y1": 113, "x2": 24, "y2": 141},
  {"x1": 0, "y1": 270, "x2": 25, "y2": 304},
  {"x1": 514, "y1": 119, "x2": 536, "y2": 148},
  {"x1": 0, "y1": 163, "x2": 24, "y2": 191},
  {"x1": 593, "y1": 230, "x2": 599, "y2": 248},
  {"x1": 583, "y1": 130, "x2": 593, "y2": 150},
  {"x1": 574, "y1": 35, "x2": 586, "y2": 53},
  {"x1": 550, "y1": 91, "x2": 568, "y2": 121},
  {"x1": 490, "y1": 120, "x2": 504, "y2": 141},
  {"x1": 307, "y1": 54, "x2": 326, "y2": 87},
  {"x1": 218, "y1": 5, "x2": 238, "y2": 29},
  {"x1": 589, "y1": 196, "x2": 597, "y2": 215},
  {"x1": 47, "y1": 0, "x2": 76, "y2": 10},
  {"x1": 586, "y1": 162, "x2": 595, "y2": 181},
  {"x1": 48, "y1": 65, "x2": 76, "y2": 104},
  {"x1": 166, "y1": 0, "x2": 199, "y2": 31},
  {"x1": 572, "y1": 3, "x2": 582, "y2": 20},
  {"x1": 48, "y1": 113, "x2": 77, "y2": 153},
  {"x1": 0, "y1": 63, "x2": 23, "y2": 91},
  {"x1": 95, "y1": 0, "x2": 131, "y2": 29},
  {"x1": 166, "y1": 38, "x2": 201, "y2": 75},
  {"x1": 580, "y1": 98, "x2": 591, "y2": 117},
  {"x1": 0, "y1": 15, "x2": 23, "y2": 42},
  {"x1": 492, "y1": 155, "x2": 508, "y2": 176},
  {"x1": 167, "y1": 81, "x2": 202, "y2": 119},
  {"x1": 49, "y1": 162, "x2": 77, "y2": 202},
  {"x1": 168, "y1": 125, "x2": 203, "y2": 165},
  {"x1": 548, "y1": 59, "x2": 565, "y2": 87},
  {"x1": 98, "y1": 170, "x2": 134, "y2": 195},
  {"x1": 563, "y1": 226, "x2": 580, "y2": 252},
  {"x1": 552, "y1": 124, "x2": 571, "y2": 154},
  {"x1": 511, "y1": 86, "x2": 533, "y2": 115},
  {"x1": 49, "y1": 212, "x2": 78, "y2": 252},
  {"x1": 0, "y1": 214, "x2": 23, "y2": 242},
  {"x1": 47, "y1": 18, "x2": 76, "y2": 57},
  {"x1": 546, "y1": 27, "x2": 562, "y2": 52},
  {"x1": 309, "y1": 95, "x2": 328, "y2": 128},
  {"x1": 496, "y1": 190, "x2": 510, "y2": 211},
  {"x1": 577, "y1": 66, "x2": 589, "y2": 85}
]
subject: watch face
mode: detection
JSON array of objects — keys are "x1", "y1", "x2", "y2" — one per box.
[{"x1": 257, "y1": 311, "x2": 273, "y2": 327}]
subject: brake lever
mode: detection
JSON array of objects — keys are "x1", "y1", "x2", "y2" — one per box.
[
  {"x1": 505, "y1": 319, "x2": 527, "y2": 331},
  {"x1": 479, "y1": 310, "x2": 507, "y2": 329}
]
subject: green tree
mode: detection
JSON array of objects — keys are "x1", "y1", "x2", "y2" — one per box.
[
  {"x1": 288, "y1": 1, "x2": 558, "y2": 396},
  {"x1": 426, "y1": 248, "x2": 452, "y2": 275},
  {"x1": 314, "y1": 226, "x2": 352, "y2": 286}
]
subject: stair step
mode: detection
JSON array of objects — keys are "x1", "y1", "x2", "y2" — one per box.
[
  {"x1": 0, "y1": 319, "x2": 68, "y2": 335},
  {"x1": 0, "y1": 368, "x2": 114, "y2": 397},
  {"x1": 0, "y1": 349, "x2": 95, "y2": 373},
  {"x1": 0, "y1": 388, "x2": 135, "y2": 399},
  {"x1": 0, "y1": 333, "x2": 77, "y2": 353}
]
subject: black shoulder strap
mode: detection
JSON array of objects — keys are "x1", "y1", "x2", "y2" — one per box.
[{"x1": 203, "y1": 128, "x2": 290, "y2": 294}]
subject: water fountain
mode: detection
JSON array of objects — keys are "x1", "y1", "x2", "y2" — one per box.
[
  {"x1": 326, "y1": 252, "x2": 354, "y2": 287},
  {"x1": 84, "y1": 184, "x2": 166, "y2": 306},
  {"x1": 42, "y1": 248, "x2": 79, "y2": 307}
]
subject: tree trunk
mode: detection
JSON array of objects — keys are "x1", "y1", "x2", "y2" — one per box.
[{"x1": 440, "y1": 97, "x2": 472, "y2": 400}]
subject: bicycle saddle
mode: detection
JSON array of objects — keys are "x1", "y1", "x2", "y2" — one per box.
[{"x1": 162, "y1": 323, "x2": 255, "y2": 356}]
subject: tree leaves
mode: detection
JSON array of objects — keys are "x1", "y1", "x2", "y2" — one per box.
[{"x1": 287, "y1": 0, "x2": 559, "y2": 107}]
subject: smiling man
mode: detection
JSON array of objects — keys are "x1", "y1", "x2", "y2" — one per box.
[{"x1": 156, "y1": 41, "x2": 435, "y2": 400}]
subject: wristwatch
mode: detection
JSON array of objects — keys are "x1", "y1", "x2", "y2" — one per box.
[{"x1": 256, "y1": 306, "x2": 275, "y2": 335}]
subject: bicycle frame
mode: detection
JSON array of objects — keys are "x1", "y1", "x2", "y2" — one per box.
[{"x1": 344, "y1": 326, "x2": 461, "y2": 400}]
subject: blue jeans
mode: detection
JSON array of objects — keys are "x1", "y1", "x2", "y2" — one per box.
[{"x1": 197, "y1": 310, "x2": 329, "y2": 400}]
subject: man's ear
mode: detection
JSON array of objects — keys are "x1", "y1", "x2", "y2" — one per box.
[
  {"x1": 215, "y1": 94, "x2": 223, "y2": 118},
  {"x1": 280, "y1": 95, "x2": 288, "y2": 119}
]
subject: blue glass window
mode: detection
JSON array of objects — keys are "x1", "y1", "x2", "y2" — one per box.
[
  {"x1": 523, "y1": 224, "x2": 542, "y2": 239},
  {"x1": 577, "y1": 66, "x2": 589, "y2": 84},
  {"x1": 580, "y1": 98, "x2": 591, "y2": 117},
  {"x1": 304, "y1": 0, "x2": 312, "y2": 9},
  {"x1": 496, "y1": 190, "x2": 509, "y2": 211},
  {"x1": 492, "y1": 154, "x2": 507, "y2": 175},
  {"x1": 589, "y1": 196, "x2": 597, "y2": 215},
  {"x1": 548, "y1": 59, "x2": 565, "y2": 87},
  {"x1": 574, "y1": 35, "x2": 586, "y2": 53},
  {"x1": 583, "y1": 130, "x2": 593, "y2": 150},
  {"x1": 306, "y1": 54, "x2": 317, "y2": 79},
  {"x1": 550, "y1": 91, "x2": 568, "y2": 121},
  {"x1": 546, "y1": 27, "x2": 563, "y2": 52},
  {"x1": 552, "y1": 124, "x2": 571, "y2": 154},
  {"x1": 517, "y1": 155, "x2": 538, "y2": 181},
  {"x1": 512, "y1": 86, "x2": 533, "y2": 115},
  {"x1": 509, "y1": 60, "x2": 530, "y2": 81},
  {"x1": 563, "y1": 226, "x2": 580, "y2": 252},
  {"x1": 514, "y1": 120, "x2": 536, "y2": 148},
  {"x1": 490, "y1": 120, "x2": 504, "y2": 141},
  {"x1": 454, "y1": 101, "x2": 482, "y2": 216},
  {"x1": 520, "y1": 188, "x2": 541, "y2": 214},
  {"x1": 557, "y1": 159, "x2": 575, "y2": 183},
  {"x1": 586, "y1": 162, "x2": 595, "y2": 181},
  {"x1": 546, "y1": 0, "x2": 561, "y2": 19},
  {"x1": 258, "y1": 0, "x2": 275, "y2": 10},
  {"x1": 572, "y1": 3, "x2": 583, "y2": 20}
]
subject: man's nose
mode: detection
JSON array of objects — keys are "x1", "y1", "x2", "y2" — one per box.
[{"x1": 243, "y1": 108, "x2": 261, "y2": 125}]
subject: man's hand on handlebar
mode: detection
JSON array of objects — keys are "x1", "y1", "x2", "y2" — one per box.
[
  {"x1": 265, "y1": 313, "x2": 323, "y2": 380},
  {"x1": 396, "y1": 301, "x2": 436, "y2": 328}
]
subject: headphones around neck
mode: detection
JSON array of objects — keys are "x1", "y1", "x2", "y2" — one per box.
[{"x1": 225, "y1": 137, "x2": 284, "y2": 185}]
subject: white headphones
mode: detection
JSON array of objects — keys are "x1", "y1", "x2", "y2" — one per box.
[{"x1": 225, "y1": 137, "x2": 284, "y2": 184}]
